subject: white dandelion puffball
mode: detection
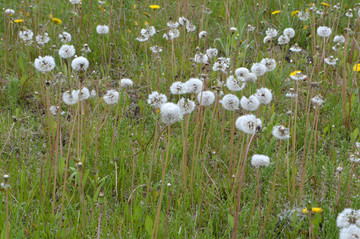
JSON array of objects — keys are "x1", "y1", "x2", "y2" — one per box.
[
  {"x1": 235, "y1": 67, "x2": 250, "y2": 78},
  {"x1": 278, "y1": 35, "x2": 290, "y2": 45},
  {"x1": 178, "y1": 98, "x2": 195, "y2": 114},
  {"x1": 197, "y1": 91, "x2": 215, "y2": 106},
  {"x1": 324, "y1": 56, "x2": 338, "y2": 65},
  {"x1": 120, "y1": 78, "x2": 133, "y2": 88},
  {"x1": 163, "y1": 29, "x2": 180, "y2": 40},
  {"x1": 290, "y1": 44, "x2": 302, "y2": 52},
  {"x1": 255, "y1": 88, "x2": 272, "y2": 104},
  {"x1": 284, "y1": 28, "x2": 295, "y2": 38},
  {"x1": 213, "y1": 57, "x2": 230, "y2": 73},
  {"x1": 317, "y1": 26, "x2": 332, "y2": 37},
  {"x1": 206, "y1": 48, "x2": 218, "y2": 59},
  {"x1": 90, "y1": 89, "x2": 97, "y2": 98},
  {"x1": 150, "y1": 45, "x2": 163, "y2": 53},
  {"x1": 240, "y1": 95, "x2": 260, "y2": 111},
  {"x1": 167, "y1": 21, "x2": 179, "y2": 29},
  {"x1": 19, "y1": 29, "x2": 34, "y2": 41},
  {"x1": 349, "y1": 154, "x2": 360, "y2": 163},
  {"x1": 251, "y1": 63, "x2": 267, "y2": 77},
  {"x1": 59, "y1": 45, "x2": 76, "y2": 59},
  {"x1": 178, "y1": 16, "x2": 189, "y2": 26},
  {"x1": 230, "y1": 27, "x2": 237, "y2": 32},
  {"x1": 186, "y1": 22, "x2": 196, "y2": 32},
  {"x1": 63, "y1": 90, "x2": 79, "y2": 105},
  {"x1": 5, "y1": 9, "x2": 15, "y2": 15},
  {"x1": 334, "y1": 35, "x2": 345, "y2": 44},
  {"x1": 34, "y1": 56, "x2": 56, "y2": 72},
  {"x1": 81, "y1": 44, "x2": 91, "y2": 53},
  {"x1": 147, "y1": 91, "x2": 167, "y2": 109},
  {"x1": 220, "y1": 94, "x2": 240, "y2": 111},
  {"x1": 235, "y1": 114, "x2": 262, "y2": 134},
  {"x1": 266, "y1": 28, "x2": 278, "y2": 38},
  {"x1": 71, "y1": 56, "x2": 89, "y2": 71},
  {"x1": 136, "y1": 35, "x2": 149, "y2": 42},
  {"x1": 260, "y1": 58, "x2": 276, "y2": 72},
  {"x1": 140, "y1": 26, "x2": 156, "y2": 38},
  {"x1": 36, "y1": 33, "x2": 50, "y2": 46},
  {"x1": 79, "y1": 87, "x2": 90, "y2": 101},
  {"x1": 244, "y1": 73, "x2": 257, "y2": 83},
  {"x1": 336, "y1": 208, "x2": 360, "y2": 228},
  {"x1": 311, "y1": 95, "x2": 325, "y2": 105},
  {"x1": 251, "y1": 154, "x2": 270, "y2": 167},
  {"x1": 96, "y1": 25, "x2": 109, "y2": 34},
  {"x1": 298, "y1": 11, "x2": 310, "y2": 21},
  {"x1": 290, "y1": 72, "x2": 307, "y2": 81},
  {"x1": 263, "y1": 36, "x2": 273, "y2": 44},
  {"x1": 272, "y1": 125, "x2": 290, "y2": 140},
  {"x1": 199, "y1": 31, "x2": 207, "y2": 39},
  {"x1": 69, "y1": 0, "x2": 81, "y2": 4},
  {"x1": 170, "y1": 82, "x2": 187, "y2": 94},
  {"x1": 226, "y1": 75, "x2": 246, "y2": 92},
  {"x1": 160, "y1": 103, "x2": 183, "y2": 125},
  {"x1": 194, "y1": 53, "x2": 208, "y2": 64},
  {"x1": 59, "y1": 32, "x2": 72, "y2": 43},
  {"x1": 339, "y1": 225, "x2": 360, "y2": 239},
  {"x1": 103, "y1": 90, "x2": 119, "y2": 105},
  {"x1": 185, "y1": 78, "x2": 203, "y2": 94}
]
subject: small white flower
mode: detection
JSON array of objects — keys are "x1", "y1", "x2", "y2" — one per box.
[
  {"x1": 197, "y1": 91, "x2": 215, "y2": 106},
  {"x1": 226, "y1": 75, "x2": 246, "y2": 91},
  {"x1": 220, "y1": 94, "x2": 240, "y2": 111},
  {"x1": 178, "y1": 17, "x2": 189, "y2": 26},
  {"x1": 317, "y1": 26, "x2": 332, "y2": 37},
  {"x1": 230, "y1": 27, "x2": 237, "y2": 32},
  {"x1": 170, "y1": 81, "x2": 187, "y2": 94},
  {"x1": 260, "y1": 58, "x2": 276, "y2": 71},
  {"x1": 333, "y1": 35, "x2": 345, "y2": 44},
  {"x1": 339, "y1": 225, "x2": 360, "y2": 239},
  {"x1": 263, "y1": 36, "x2": 273, "y2": 44},
  {"x1": 140, "y1": 26, "x2": 156, "y2": 37},
  {"x1": 71, "y1": 56, "x2": 89, "y2": 71},
  {"x1": 96, "y1": 25, "x2": 109, "y2": 34},
  {"x1": 34, "y1": 56, "x2": 56, "y2": 72},
  {"x1": 278, "y1": 35, "x2": 290, "y2": 45},
  {"x1": 199, "y1": 31, "x2": 207, "y2": 39},
  {"x1": 90, "y1": 89, "x2": 96, "y2": 97},
  {"x1": 178, "y1": 98, "x2": 195, "y2": 114},
  {"x1": 345, "y1": 9, "x2": 353, "y2": 18},
  {"x1": 272, "y1": 125, "x2": 290, "y2": 140},
  {"x1": 266, "y1": 28, "x2": 278, "y2": 38},
  {"x1": 213, "y1": 57, "x2": 230, "y2": 73},
  {"x1": 251, "y1": 154, "x2": 270, "y2": 167},
  {"x1": 251, "y1": 63, "x2": 267, "y2": 76},
  {"x1": 185, "y1": 78, "x2": 203, "y2": 94},
  {"x1": 283, "y1": 28, "x2": 295, "y2": 38},
  {"x1": 160, "y1": 103, "x2": 183, "y2": 124},
  {"x1": 240, "y1": 95, "x2": 260, "y2": 111},
  {"x1": 103, "y1": 90, "x2": 119, "y2": 104},
  {"x1": 148, "y1": 91, "x2": 167, "y2": 109},
  {"x1": 336, "y1": 208, "x2": 360, "y2": 228},
  {"x1": 255, "y1": 88, "x2": 272, "y2": 104},
  {"x1": 120, "y1": 78, "x2": 133, "y2": 88},
  {"x1": 206, "y1": 48, "x2": 218, "y2": 59},
  {"x1": 36, "y1": 33, "x2": 50, "y2": 46},
  {"x1": 235, "y1": 114, "x2": 262, "y2": 134},
  {"x1": 50, "y1": 106, "x2": 58, "y2": 116},
  {"x1": 59, "y1": 32, "x2": 72, "y2": 43},
  {"x1": 59, "y1": 45, "x2": 76, "y2": 59},
  {"x1": 63, "y1": 90, "x2": 79, "y2": 105}
]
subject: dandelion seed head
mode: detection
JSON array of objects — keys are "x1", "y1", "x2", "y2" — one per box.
[
  {"x1": 226, "y1": 75, "x2": 246, "y2": 91},
  {"x1": 197, "y1": 91, "x2": 215, "y2": 106},
  {"x1": 34, "y1": 56, "x2": 56, "y2": 72},
  {"x1": 160, "y1": 102, "x2": 183, "y2": 124},
  {"x1": 317, "y1": 26, "x2": 332, "y2": 37},
  {"x1": 147, "y1": 91, "x2": 167, "y2": 109},
  {"x1": 260, "y1": 58, "x2": 276, "y2": 71},
  {"x1": 272, "y1": 125, "x2": 290, "y2": 140},
  {"x1": 251, "y1": 154, "x2": 270, "y2": 167},
  {"x1": 59, "y1": 32, "x2": 72, "y2": 43},
  {"x1": 103, "y1": 90, "x2": 119, "y2": 104},
  {"x1": 240, "y1": 95, "x2": 260, "y2": 111},
  {"x1": 120, "y1": 78, "x2": 133, "y2": 88},
  {"x1": 339, "y1": 225, "x2": 360, "y2": 239},
  {"x1": 178, "y1": 98, "x2": 195, "y2": 114},
  {"x1": 185, "y1": 78, "x2": 203, "y2": 94},
  {"x1": 63, "y1": 90, "x2": 79, "y2": 105},
  {"x1": 206, "y1": 48, "x2": 218, "y2": 59},
  {"x1": 219, "y1": 94, "x2": 240, "y2": 111},
  {"x1": 255, "y1": 87, "x2": 272, "y2": 104},
  {"x1": 71, "y1": 56, "x2": 89, "y2": 71},
  {"x1": 251, "y1": 63, "x2": 267, "y2": 76},
  {"x1": 266, "y1": 28, "x2": 278, "y2": 38},
  {"x1": 59, "y1": 44, "x2": 76, "y2": 59},
  {"x1": 96, "y1": 25, "x2": 109, "y2": 34},
  {"x1": 284, "y1": 28, "x2": 295, "y2": 38},
  {"x1": 170, "y1": 81, "x2": 187, "y2": 94},
  {"x1": 278, "y1": 35, "x2": 290, "y2": 45},
  {"x1": 235, "y1": 67, "x2": 250, "y2": 78},
  {"x1": 194, "y1": 53, "x2": 208, "y2": 64},
  {"x1": 337, "y1": 208, "x2": 360, "y2": 228},
  {"x1": 36, "y1": 33, "x2": 50, "y2": 46},
  {"x1": 235, "y1": 114, "x2": 262, "y2": 134}
]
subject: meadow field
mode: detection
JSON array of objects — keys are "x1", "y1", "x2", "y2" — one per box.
[{"x1": 1, "y1": 0, "x2": 360, "y2": 238}]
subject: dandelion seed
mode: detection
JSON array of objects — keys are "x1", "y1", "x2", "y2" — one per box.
[
  {"x1": 337, "y1": 208, "x2": 360, "y2": 228},
  {"x1": 148, "y1": 91, "x2": 167, "y2": 109},
  {"x1": 177, "y1": 98, "x2": 195, "y2": 114},
  {"x1": 197, "y1": 91, "x2": 215, "y2": 106},
  {"x1": 160, "y1": 103, "x2": 183, "y2": 125},
  {"x1": 226, "y1": 75, "x2": 246, "y2": 91},
  {"x1": 284, "y1": 28, "x2": 295, "y2": 38},
  {"x1": 96, "y1": 25, "x2": 109, "y2": 34},
  {"x1": 285, "y1": 89, "x2": 297, "y2": 98},
  {"x1": 71, "y1": 56, "x2": 89, "y2": 71},
  {"x1": 251, "y1": 63, "x2": 267, "y2": 76},
  {"x1": 206, "y1": 48, "x2": 218, "y2": 59},
  {"x1": 317, "y1": 26, "x2": 332, "y2": 37},
  {"x1": 260, "y1": 58, "x2": 276, "y2": 71},
  {"x1": 59, "y1": 45, "x2": 76, "y2": 59},
  {"x1": 339, "y1": 225, "x2": 360, "y2": 239},
  {"x1": 34, "y1": 56, "x2": 56, "y2": 72},
  {"x1": 251, "y1": 154, "x2": 270, "y2": 167},
  {"x1": 103, "y1": 90, "x2": 119, "y2": 104},
  {"x1": 136, "y1": 35, "x2": 149, "y2": 42},
  {"x1": 63, "y1": 90, "x2": 79, "y2": 105},
  {"x1": 141, "y1": 26, "x2": 156, "y2": 38},
  {"x1": 50, "y1": 106, "x2": 58, "y2": 116},
  {"x1": 272, "y1": 125, "x2": 290, "y2": 140},
  {"x1": 247, "y1": 25, "x2": 255, "y2": 32},
  {"x1": 332, "y1": 43, "x2": 341, "y2": 51},
  {"x1": 170, "y1": 82, "x2": 187, "y2": 94},
  {"x1": 240, "y1": 95, "x2": 260, "y2": 111},
  {"x1": 235, "y1": 114, "x2": 262, "y2": 134},
  {"x1": 255, "y1": 88, "x2": 272, "y2": 104}
]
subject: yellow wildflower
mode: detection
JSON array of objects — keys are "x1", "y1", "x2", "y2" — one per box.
[
  {"x1": 135, "y1": 21, "x2": 138, "y2": 26},
  {"x1": 133, "y1": 4, "x2": 136, "y2": 9},
  {"x1": 51, "y1": 18, "x2": 62, "y2": 25},
  {"x1": 149, "y1": 5, "x2": 160, "y2": 9},
  {"x1": 14, "y1": 19, "x2": 24, "y2": 23},
  {"x1": 291, "y1": 10, "x2": 300, "y2": 16},
  {"x1": 303, "y1": 25, "x2": 308, "y2": 30},
  {"x1": 302, "y1": 207, "x2": 323, "y2": 214},
  {"x1": 321, "y1": 2, "x2": 331, "y2": 7},
  {"x1": 290, "y1": 71, "x2": 301, "y2": 76},
  {"x1": 271, "y1": 10, "x2": 281, "y2": 15},
  {"x1": 353, "y1": 63, "x2": 360, "y2": 72}
]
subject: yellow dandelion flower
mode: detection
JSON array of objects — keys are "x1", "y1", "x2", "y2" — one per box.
[
  {"x1": 135, "y1": 21, "x2": 138, "y2": 26},
  {"x1": 149, "y1": 5, "x2": 160, "y2": 9},
  {"x1": 133, "y1": 4, "x2": 136, "y2": 9},
  {"x1": 14, "y1": 19, "x2": 24, "y2": 23},
  {"x1": 51, "y1": 18, "x2": 62, "y2": 25},
  {"x1": 321, "y1": 2, "x2": 331, "y2": 7},
  {"x1": 303, "y1": 25, "x2": 308, "y2": 30},
  {"x1": 353, "y1": 63, "x2": 360, "y2": 72},
  {"x1": 271, "y1": 10, "x2": 281, "y2": 15},
  {"x1": 290, "y1": 71, "x2": 301, "y2": 76},
  {"x1": 291, "y1": 10, "x2": 300, "y2": 16},
  {"x1": 302, "y1": 207, "x2": 323, "y2": 214},
  {"x1": 305, "y1": 8, "x2": 310, "y2": 12}
]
